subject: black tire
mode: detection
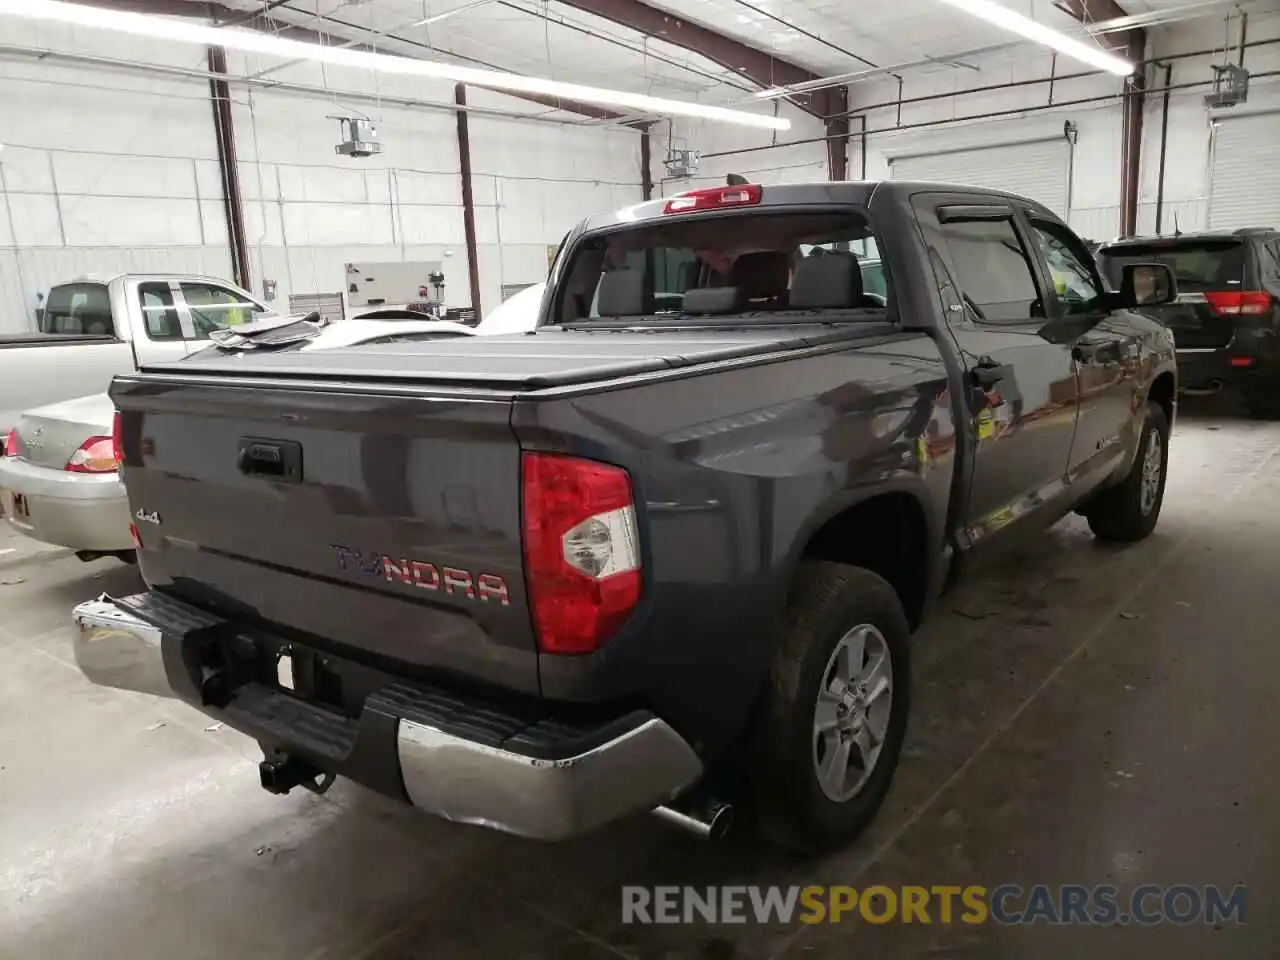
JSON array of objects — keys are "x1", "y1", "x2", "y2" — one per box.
[
  {"x1": 1086, "y1": 400, "x2": 1169, "y2": 542},
  {"x1": 751, "y1": 562, "x2": 911, "y2": 853}
]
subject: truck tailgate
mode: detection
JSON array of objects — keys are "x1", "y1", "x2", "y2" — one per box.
[{"x1": 111, "y1": 377, "x2": 538, "y2": 695}]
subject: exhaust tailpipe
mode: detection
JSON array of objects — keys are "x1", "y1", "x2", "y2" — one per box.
[
  {"x1": 1180, "y1": 379, "x2": 1224, "y2": 397},
  {"x1": 652, "y1": 801, "x2": 734, "y2": 840}
]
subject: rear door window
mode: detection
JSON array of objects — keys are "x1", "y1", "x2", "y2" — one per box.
[
  {"x1": 138, "y1": 283, "x2": 183, "y2": 340},
  {"x1": 39, "y1": 283, "x2": 114, "y2": 336},
  {"x1": 557, "y1": 209, "x2": 888, "y2": 324},
  {"x1": 1099, "y1": 240, "x2": 1246, "y2": 292}
]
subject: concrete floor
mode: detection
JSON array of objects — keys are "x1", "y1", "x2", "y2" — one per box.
[{"x1": 2, "y1": 402, "x2": 1277, "y2": 959}]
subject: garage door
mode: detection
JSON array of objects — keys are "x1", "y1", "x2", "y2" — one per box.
[
  {"x1": 1208, "y1": 110, "x2": 1280, "y2": 230},
  {"x1": 888, "y1": 136, "x2": 1073, "y2": 219}
]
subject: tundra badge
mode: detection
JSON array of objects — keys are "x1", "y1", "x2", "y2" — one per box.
[{"x1": 329, "y1": 544, "x2": 510, "y2": 606}]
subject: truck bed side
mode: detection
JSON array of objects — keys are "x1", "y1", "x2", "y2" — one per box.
[{"x1": 512, "y1": 332, "x2": 956, "y2": 751}]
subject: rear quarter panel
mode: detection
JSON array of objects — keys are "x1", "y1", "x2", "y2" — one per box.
[{"x1": 514, "y1": 335, "x2": 956, "y2": 753}]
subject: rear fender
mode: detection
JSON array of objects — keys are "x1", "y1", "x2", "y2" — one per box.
[{"x1": 778, "y1": 478, "x2": 944, "y2": 626}]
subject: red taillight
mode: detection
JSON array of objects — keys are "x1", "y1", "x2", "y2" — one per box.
[
  {"x1": 2, "y1": 428, "x2": 18, "y2": 459},
  {"x1": 111, "y1": 411, "x2": 124, "y2": 465},
  {"x1": 65, "y1": 436, "x2": 117, "y2": 473},
  {"x1": 522, "y1": 452, "x2": 641, "y2": 655},
  {"x1": 1229, "y1": 356, "x2": 1255, "y2": 368},
  {"x1": 1204, "y1": 291, "x2": 1271, "y2": 316},
  {"x1": 129, "y1": 524, "x2": 142, "y2": 548},
  {"x1": 662, "y1": 184, "x2": 761, "y2": 215}
]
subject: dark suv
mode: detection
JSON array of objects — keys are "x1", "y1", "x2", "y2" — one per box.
[{"x1": 1097, "y1": 229, "x2": 1280, "y2": 417}]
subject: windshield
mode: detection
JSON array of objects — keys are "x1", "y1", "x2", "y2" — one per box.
[
  {"x1": 554, "y1": 210, "x2": 887, "y2": 324},
  {"x1": 1099, "y1": 240, "x2": 1245, "y2": 292},
  {"x1": 39, "y1": 283, "x2": 114, "y2": 336}
]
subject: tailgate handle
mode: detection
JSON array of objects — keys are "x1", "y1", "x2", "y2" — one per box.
[{"x1": 237, "y1": 437, "x2": 303, "y2": 482}]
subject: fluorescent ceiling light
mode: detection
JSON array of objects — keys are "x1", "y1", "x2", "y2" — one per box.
[
  {"x1": 937, "y1": 0, "x2": 1135, "y2": 76},
  {"x1": 0, "y1": 0, "x2": 790, "y2": 130}
]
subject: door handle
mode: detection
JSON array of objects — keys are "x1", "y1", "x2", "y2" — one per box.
[{"x1": 237, "y1": 437, "x2": 304, "y2": 482}]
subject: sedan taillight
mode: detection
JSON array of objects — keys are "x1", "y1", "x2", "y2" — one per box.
[
  {"x1": 2, "y1": 428, "x2": 18, "y2": 459},
  {"x1": 65, "y1": 436, "x2": 117, "y2": 473},
  {"x1": 522, "y1": 452, "x2": 641, "y2": 655}
]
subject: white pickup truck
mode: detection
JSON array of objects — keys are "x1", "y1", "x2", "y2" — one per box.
[{"x1": 0, "y1": 273, "x2": 274, "y2": 450}]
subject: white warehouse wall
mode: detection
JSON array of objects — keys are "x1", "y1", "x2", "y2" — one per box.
[
  {"x1": 852, "y1": 49, "x2": 1127, "y2": 240},
  {"x1": 654, "y1": 102, "x2": 831, "y2": 194},
  {"x1": 0, "y1": 21, "x2": 643, "y2": 332},
  {"x1": 226, "y1": 57, "x2": 643, "y2": 317},
  {"x1": 0, "y1": 20, "x2": 232, "y2": 333},
  {"x1": 1137, "y1": 13, "x2": 1280, "y2": 236},
  {"x1": 465, "y1": 88, "x2": 643, "y2": 311}
]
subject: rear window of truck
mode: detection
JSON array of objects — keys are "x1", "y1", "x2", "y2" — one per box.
[
  {"x1": 39, "y1": 283, "x2": 114, "y2": 336},
  {"x1": 554, "y1": 208, "x2": 888, "y2": 324},
  {"x1": 1099, "y1": 239, "x2": 1246, "y2": 292}
]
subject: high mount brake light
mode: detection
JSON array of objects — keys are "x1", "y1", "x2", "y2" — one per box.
[
  {"x1": 522, "y1": 452, "x2": 641, "y2": 655},
  {"x1": 662, "y1": 184, "x2": 761, "y2": 215},
  {"x1": 1203, "y1": 291, "x2": 1271, "y2": 317}
]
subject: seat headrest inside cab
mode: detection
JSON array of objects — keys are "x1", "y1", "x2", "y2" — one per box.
[{"x1": 790, "y1": 253, "x2": 863, "y2": 309}]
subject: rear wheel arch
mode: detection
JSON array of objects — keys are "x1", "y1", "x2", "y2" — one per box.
[{"x1": 784, "y1": 486, "x2": 937, "y2": 632}]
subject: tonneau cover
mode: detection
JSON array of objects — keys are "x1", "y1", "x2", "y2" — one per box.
[{"x1": 141, "y1": 326, "x2": 874, "y2": 390}]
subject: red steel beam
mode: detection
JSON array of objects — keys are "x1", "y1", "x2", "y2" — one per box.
[
  {"x1": 1057, "y1": 1, "x2": 1146, "y2": 236},
  {"x1": 553, "y1": 0, "x2": 847, "y2": 120},
  {"x1": 454, "y1": 84, "x2": 485, "y2": 316}
]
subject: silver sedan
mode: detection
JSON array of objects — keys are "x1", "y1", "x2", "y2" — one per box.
[{"x1": 0, "y1": 393, "x2": 134, "y2": 562}]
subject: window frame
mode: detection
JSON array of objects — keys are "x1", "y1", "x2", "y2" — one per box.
[
  {"x1": 931, "y1": 201, "x2": 1049, "y2": 326},
  {"x1": 136, "y1": 281, "x2": 185, "y2": 341},
  {"x1": 551, "y1": 203, "x2": 896, "y2": 328},
  {"x1": 39, "y1": 282, "x2": 116, "y2": 337},
  {"x1": 1025, "y1": 214, "x2": 1106, "y2": 318}
]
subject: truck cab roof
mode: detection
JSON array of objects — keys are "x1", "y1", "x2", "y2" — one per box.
[{"x1": 573, "y1": 179, "x2": 1061, "y2": 235}]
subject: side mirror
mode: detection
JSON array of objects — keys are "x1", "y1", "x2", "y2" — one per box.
[{"x1": 1116, "y1": 262, "x2": 1177, "y2": 308}]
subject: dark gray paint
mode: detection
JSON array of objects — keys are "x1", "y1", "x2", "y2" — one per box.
[{"x1": 109, "y1": 180, "x2": 1176, "y2": 756}]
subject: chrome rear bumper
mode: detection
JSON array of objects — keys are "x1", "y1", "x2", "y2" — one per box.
[
  {"x1": 73, "y1": 597, "x2": 176, "y2": 699},
  {"x1": 71, "y1": 593, "x2": 703, "y2": 841},
  {"x1": 396, "y1": 715, "x2": 702, "y2": 840}
]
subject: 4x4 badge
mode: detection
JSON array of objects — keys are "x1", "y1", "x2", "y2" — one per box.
[{"x1": 135, "y1": 508, "x2": 161, "y2": 525}]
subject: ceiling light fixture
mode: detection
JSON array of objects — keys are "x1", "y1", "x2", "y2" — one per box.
[
  {"x1": 937, "y1": 0, "x2": 1135, "y2": 76},
  {"x1": 0, "y1": 0, "x2": 791, "y2": 130}
]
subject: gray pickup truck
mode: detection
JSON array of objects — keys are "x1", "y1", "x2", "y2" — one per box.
[
  {"x1": 73, "y1": 180, "x2": 1177, "y2": 851},
  {"x1": 0, "y1": 274, "x2": 273, "y2": 450}
]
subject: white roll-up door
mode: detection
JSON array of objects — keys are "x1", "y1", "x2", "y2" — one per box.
[
  {"x1": 1208, "y1": 109, "x2": 1280, "y2": 230},
  {"x1": 888, "y1": 136, "x2": 1073, "y2": 219}
]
